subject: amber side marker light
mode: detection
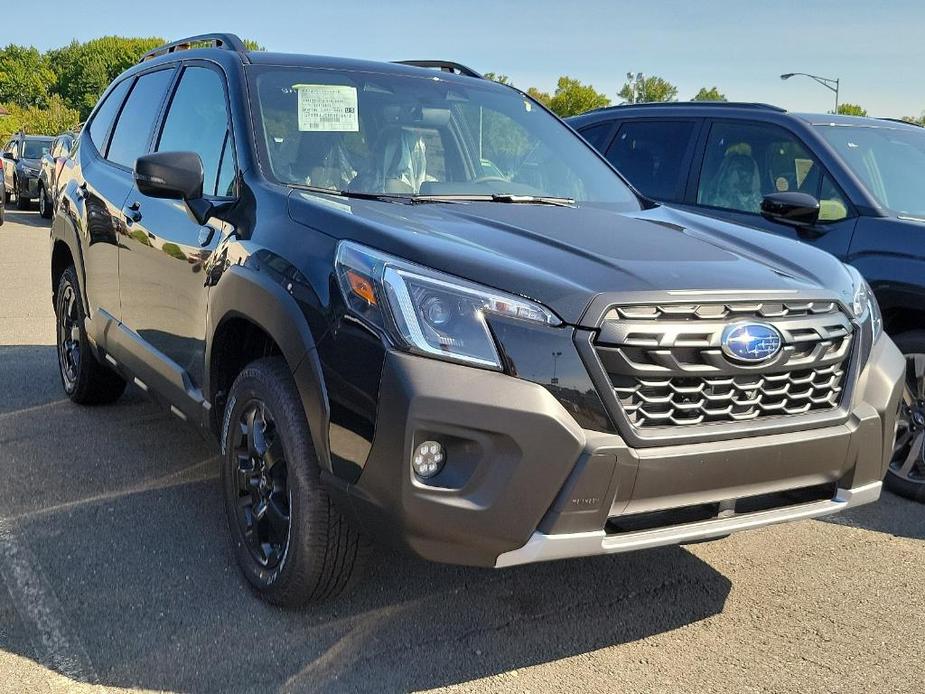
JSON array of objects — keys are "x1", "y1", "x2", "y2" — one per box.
[{"x1": 346, "y1": 269, "x2": 377, "y2": 305}]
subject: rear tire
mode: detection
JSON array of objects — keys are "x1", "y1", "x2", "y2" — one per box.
[
  {"x1": 884, "y1": 330, "x2": 925, "y2": 503},
  {"x1": 38, "y1": 185, "x2": 51, "y2": 219},
  {"x1": 221, "y1": 357, "x2": 367, "y2": 606},
  {"x1": 55, "y1": 266, "x2": 127, "y2": 405}
]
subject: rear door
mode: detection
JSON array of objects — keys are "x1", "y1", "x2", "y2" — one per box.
[
  {"x1": 119, "y1": 62, "x2": 237, "y2": 396},
  {"x1": 684, "y1": 119, "x2": 857, "y2": 259},
  {"x1": 77, "y1": 68, "x2": 175, "y2": 326},
  {"x1": 603, "y1": 119, "x2": 701, "y2": 202}
]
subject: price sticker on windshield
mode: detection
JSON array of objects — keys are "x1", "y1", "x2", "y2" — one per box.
[{"x1": 294, "y1": 84, "x2": 359, "y2": 132}]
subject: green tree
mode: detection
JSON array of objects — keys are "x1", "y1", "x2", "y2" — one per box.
[
  {"x1": 0, "y1": 45, "x2": 56, "y2": 108},
  {"x1": 47, "y1": 36, "x2": 164, "y2": 118},
  {"x1": 483, "y1": 72, "x2": 513, "y2": 86},
  {"x1": 544, "y1": 77, "x2": 610, "y2": 117},
  {"x1": 0, "y1": 95, "x2": 80, "y2": 140},
  {"x1": 835, "y1": 103, "x2": 868, "y2": 117},
  {"x1": 526, "y1": 86, "x2": 552, "y2": 108},
  {"x1": 618, "y1": 72, "x2": 678, "y2": 104},
  {"x1": 242, "y1": 39, "x2": 265, "y2": 52},
  {"x1": 692, "y1": 86, "x2": 726, "y2": 102}
]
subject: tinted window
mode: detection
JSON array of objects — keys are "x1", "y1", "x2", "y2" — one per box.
[
  {"x1": 87, "y1": 79, "x2": 132, "y2": 152},
  {"x1": 107, "y1": 69, "x2": 174, "y2": 169},
  {"x1": 606, "y1": 121, "x2": 695, "y2": 200},
  {"x1": 157, "y1": 66, "x2": 234, "y2": 196},
  {"x1": 697, "y1": 121, "x2": 820, "y2": 214},
  {"x1": 215, "y1": 132, "x2": 237, "y2": 197},
  {"x1": 818, "y1": 173, "x2": 850, "y2": 222},
  {"x1": 579, "y1": 122, "x2": 615, "y2": 151}
]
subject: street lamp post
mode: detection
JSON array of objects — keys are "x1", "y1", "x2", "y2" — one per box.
[{"x1": 780, "y1": 72, "x2": 840, "y2": 113}]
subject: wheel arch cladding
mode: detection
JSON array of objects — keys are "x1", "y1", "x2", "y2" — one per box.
[{"x1": 207, "y1": 263, "x2": 333, "y2": 472}]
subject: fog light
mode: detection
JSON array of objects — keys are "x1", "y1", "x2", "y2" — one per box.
[{"x1": 412, "y1": 441, "x2": 445, "y2": 479}]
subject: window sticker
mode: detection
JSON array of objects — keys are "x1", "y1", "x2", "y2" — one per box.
[{"x1": 294, "y1": 84, "x2": 359, "y2": 132}]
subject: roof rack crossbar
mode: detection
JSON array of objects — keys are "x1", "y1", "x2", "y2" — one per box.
[
  {"x1": 393, "y1": 60, "x2": 483, "y2": 79},
  {"x1": 139, "y1": 33, "x2": 249, "y2": 63},
  {"x1": 600, "y1": 101, "x2": 786, "y2": 113}
]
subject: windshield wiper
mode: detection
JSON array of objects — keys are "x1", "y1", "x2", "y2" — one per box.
[
  {"x1": 490, "y1": 193, "x2": 575, "y2": 207},
  {"x1": 409, "y1": 193, "x2": 575, "y2": 207},
  {"x1": 294, "y1": 185, "x2": 413, "y2": 204}
]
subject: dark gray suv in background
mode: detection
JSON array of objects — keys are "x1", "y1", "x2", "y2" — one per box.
[
  {"x1": 51, "y1": 35, "x2": 904, "y2": 605},
  {"x1": 570, "y1": 103, "x2": 925, "y2": 501}
]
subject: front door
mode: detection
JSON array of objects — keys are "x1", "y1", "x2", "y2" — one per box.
[{"x1": 119, "y1": 63, "x2": 238, "y2": 394}]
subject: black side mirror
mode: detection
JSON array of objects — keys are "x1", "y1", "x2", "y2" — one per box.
[
  {"x1": 2, "y1": 152, "x2": 14, "y2": 160},
  {"x1": 134, "y1": 151, "x2": 212, "y2": 224},
  {"x1": 760, "y1": 192, "x2": 820, "y2": 228}
]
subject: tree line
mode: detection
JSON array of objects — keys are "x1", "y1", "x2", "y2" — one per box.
[
  {"x1": 2, "y1": 38, "x2": 923, "y2": 141},
  {"x1": 0, "y1": 37, "x2": 261, "y2": 140}
]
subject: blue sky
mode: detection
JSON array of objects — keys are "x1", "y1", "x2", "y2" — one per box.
[{"x1": 4, "y1": 0, "x2": 923, "y2": 117}]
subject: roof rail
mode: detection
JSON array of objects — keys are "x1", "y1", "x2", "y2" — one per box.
[
  {"x1": 590, "y1": 101, "x2": 787, "y2": 114},
  {"x1": 393, "y1": 60, "x2": 483, "y2": 79},
  {"x1": 139, "y1": 33, "x2": 250, "y2": 64},
  {"x1": 879, "y1": 117, "x2": 922, "y2": 127}
]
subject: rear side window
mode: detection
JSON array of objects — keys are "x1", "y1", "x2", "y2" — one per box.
[
  {"x1": 107, "y1": 69, "x2": 174, "y2": 169},
  {"x1": 606, "y1": 120, "x2": 696, "y2": 200},
  {"x1": 157, "y1": 66, "x2": 236, "y2": 197},
  {"x1": 578, "y1": 121, "x2": 615, "y2": 151},
  {"x1": 87, "y1": 79, "x2": 132, "y2": 153}
]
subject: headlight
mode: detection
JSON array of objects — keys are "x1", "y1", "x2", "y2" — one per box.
[
  {"x1": 335, "y1": 241, "x2": 561, "y2": 369},
  {"x1": 844, "y1": 264, "x2": 882, "y2": 341}
]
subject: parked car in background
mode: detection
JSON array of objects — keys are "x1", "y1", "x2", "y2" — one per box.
[
  {"x1": 2, "y1": 133, "x2": 54, "y2": 209},
  {"x1": 50, "y1": 34, "x2": 903, "y2": 606},
  {"x1": 0, "y1": 183, "x2": 4, "y2": 225},
  {"x1": 39, "y1": 131, "x2": 78, "y2": 219},
  {"x1": 568, "y1": 103, "x2": 925, "y2": 502}
]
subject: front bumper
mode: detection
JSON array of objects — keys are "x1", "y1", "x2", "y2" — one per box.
[
  {"x1": 342, "y1": 334, "x2": 904, "y2": 568},
  {"x1": 17, "y1": 174, "x2": 39, "y2": 199}
]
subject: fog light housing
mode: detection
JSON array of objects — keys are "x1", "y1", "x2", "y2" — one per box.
[{"x1": 412, "y1": 441, "x2": 445, "y2": 479}]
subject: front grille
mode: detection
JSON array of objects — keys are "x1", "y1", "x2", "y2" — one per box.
[{"x1": 593, "y1": 301, "x2": 854, "y2": 428}]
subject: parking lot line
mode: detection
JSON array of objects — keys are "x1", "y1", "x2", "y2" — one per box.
[{"x1": 0, "y1": 517, "x2": 99, "y2": 685}]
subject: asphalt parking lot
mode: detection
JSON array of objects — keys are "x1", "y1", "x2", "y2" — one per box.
[{"x1": 0, "y1": 207, "x2": 923, "y2": 694}]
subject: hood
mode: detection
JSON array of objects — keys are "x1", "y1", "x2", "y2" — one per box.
[
  {"x1": 17, "y1": 158, "x2": 42, "y2": 170},
  {"x1": 287, "y1": 191, "x2": 852, "y2": 326}
]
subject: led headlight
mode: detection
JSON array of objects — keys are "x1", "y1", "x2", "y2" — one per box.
[
  {"x1": 335, "y1": 241, "x2": 560, "y2": 369},
  {"x1": 844, "y1": 264, "x2": 882, "y2": 341}
]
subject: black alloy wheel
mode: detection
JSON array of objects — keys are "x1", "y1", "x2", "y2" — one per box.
[
  {"x1": 230, "y1": 399, "x2": 291, "y2": 570},
  {"x1": 39, "y1": 185, "x2": 51, "y2": 219},
  {"x1": 888, "y1": 351, "x2": 925, "y2": 500},
  {"x1": 57, "y1": 282, "x2": 82, "y2": 392}
]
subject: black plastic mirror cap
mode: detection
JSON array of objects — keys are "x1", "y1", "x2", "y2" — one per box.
[
  {"x1": 761, "y1": 192, "x2": 820, "y2": 227},
  {"x1": 134, "y1": 151, "x2": 204, "y2": 201}
]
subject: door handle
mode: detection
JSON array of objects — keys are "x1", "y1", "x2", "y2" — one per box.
[
  {"x1": 123, "y1": 202, "x2": 142, "y2": 223},
  {"x1": 198, "y1": 226, "x2": 216, "y2": 247}
]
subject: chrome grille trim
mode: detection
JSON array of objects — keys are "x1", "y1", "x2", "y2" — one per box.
[{"x1": 593, "y1": 302, "x2": 854, "y2": 429}]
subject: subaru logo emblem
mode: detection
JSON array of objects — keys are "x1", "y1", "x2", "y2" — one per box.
[{"x1": 721, "y1": 322, "x2": 783, "y2": 363}]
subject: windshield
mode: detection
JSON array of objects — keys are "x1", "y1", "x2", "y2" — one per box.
[
  {"x1": 22, "y1": 139, "x2": 52, "y2": 159},
  {"x1": 249, "y1": 66, "x2": 638, "y2": 206},
  {"x1": 817, "y1": 124, "x2": 925, "y2": 218}
]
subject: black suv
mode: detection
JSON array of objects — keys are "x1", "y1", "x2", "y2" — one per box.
[
  {"x1": 51, "y1": 35, "x2": 903, "y2": 606},
  {"x1": 2, "y1": 132, "x2": 53, "y2": 209},
  {"x1": 38, "y1": 131, "x2": 77, "y2": 219},
  {"x1": 569, "y1": 103, "x2": 925, "y2": 501}
]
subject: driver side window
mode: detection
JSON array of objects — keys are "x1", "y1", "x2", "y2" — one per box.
[{"x1": 697, "y1": 122, "x2": 821, "y2": 215}]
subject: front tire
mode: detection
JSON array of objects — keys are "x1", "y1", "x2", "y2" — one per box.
[
  {"x1": 55, "y1": 266, "x2": 127, "y2": 405},
  {"x1": 38, "y1": 184, "x2": 51, "y2": 219},
  {"x1": 221, "y1": 357, "x2": 366, "y2": 606},
  {"x1": 15, "y1": 181, "x2": 29, "y2": 210},
  {"x1": 884, "y1": 330, "x2": 925, "y2": 502}
]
